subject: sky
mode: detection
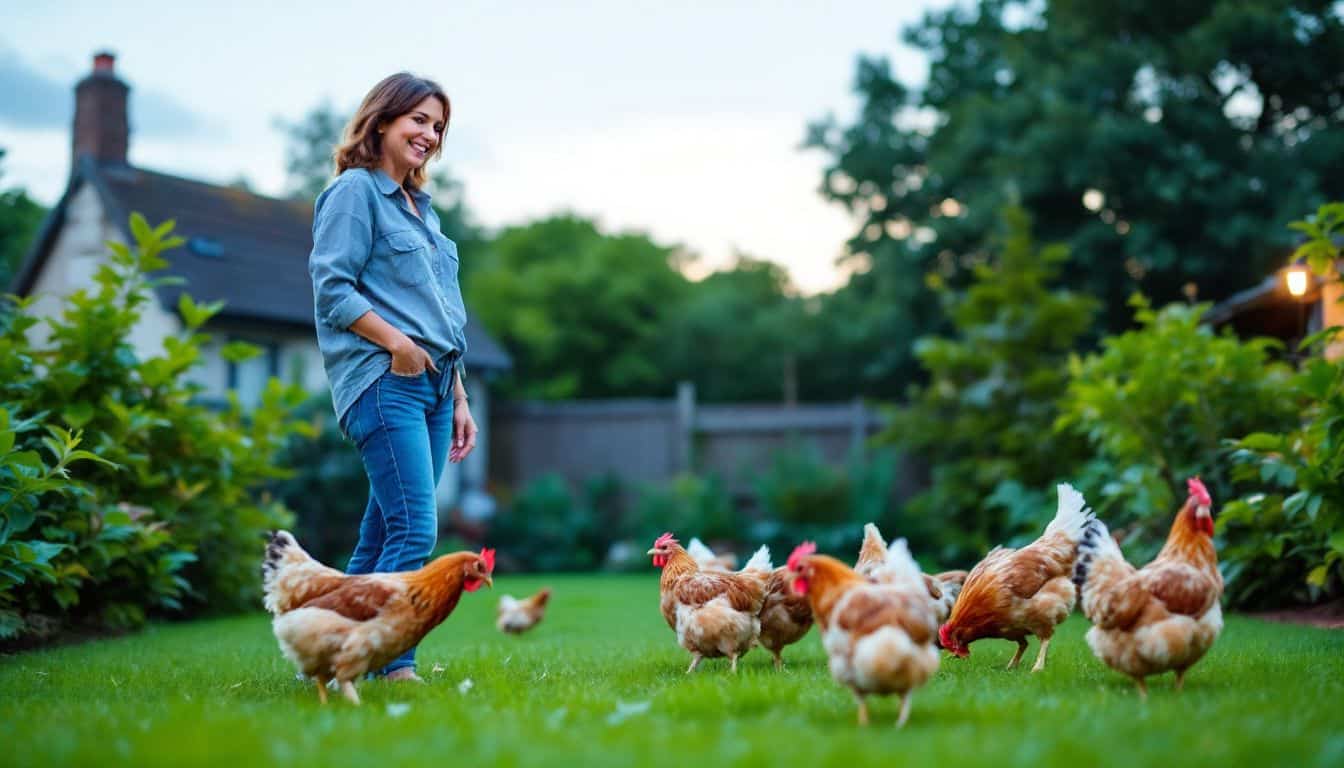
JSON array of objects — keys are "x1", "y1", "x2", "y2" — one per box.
[{"x1": 0, "y1": 0, "x2": 950, "y2": 294}]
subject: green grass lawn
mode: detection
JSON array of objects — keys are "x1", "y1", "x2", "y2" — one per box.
[{"x1": 2, "y1": 573, "x2": 1342, "y2": 767}]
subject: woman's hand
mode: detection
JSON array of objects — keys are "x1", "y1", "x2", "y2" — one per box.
[
  {"x1": 389, "y1": 337, "x2": 438, "y2": 376},
  {"x1": 449, "y1": 399, "x2": 478, "y2": 463}
]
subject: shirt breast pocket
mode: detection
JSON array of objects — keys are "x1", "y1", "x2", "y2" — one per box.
[{"x1": 379, "y1": 230, "x2": 431, "y2": 287}]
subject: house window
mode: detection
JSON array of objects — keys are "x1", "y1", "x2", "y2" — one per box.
[{"x1": 226, "y1": 337, "x2": 280, "y2": 409}]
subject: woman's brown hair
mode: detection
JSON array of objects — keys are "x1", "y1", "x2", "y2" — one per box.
[{"x1": 334, "y1": 72, "x2": 450, "y2": 190}]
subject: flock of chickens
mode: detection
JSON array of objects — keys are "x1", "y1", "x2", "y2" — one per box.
[{"x1": 261, "y1": 477, "x2": 1223, "y2": 726}]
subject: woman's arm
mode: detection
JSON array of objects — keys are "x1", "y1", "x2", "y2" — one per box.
[
  {"x1": 349, "y1": 310, "x2": 437, "y2": 375},
  {"x1": 449, "y1": 365, "x2": 477, "y2": 463}
]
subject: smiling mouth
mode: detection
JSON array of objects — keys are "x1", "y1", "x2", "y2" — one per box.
[{"x1": 410, "y1": 140, "x2": 431, "y2": 156}]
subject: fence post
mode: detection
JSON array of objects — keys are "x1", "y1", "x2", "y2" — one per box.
[
  {"x1": 850, "y1": 397, "x2": 867, "y2": 459},
  {"x1": 676, "y1": 381, "x2": 696, "y2": 474}
]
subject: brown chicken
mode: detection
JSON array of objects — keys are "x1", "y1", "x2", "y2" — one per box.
[
  {"x1": 856, "y1": 522, "x2": 967, "y2": 625},
  {"x1": 757, "y1": 559, "x2": 815, "y2": 670},
  {"x1": 262, "y1": 530, "x2": 494, "y2": 704},
  {"x1": 938, "y1": 483, "x2": 1094, "y2": 671},
  {"x1": 788, "y1": 539, "x2": 940, "y2": 727},
  {"x1": 1073, "y1": 477, "x2": 1223, "y2": 698},
  {"x1": 496, "y1": 588, "x2": 552, "y2": 635},
  {"x1": 647, "y1": 532, "x2": 767, "y2": 673}
]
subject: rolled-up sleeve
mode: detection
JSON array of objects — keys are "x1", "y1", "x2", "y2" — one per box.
[{"x1": 309, "y1": 185, "x2": 374, "y2": 330}]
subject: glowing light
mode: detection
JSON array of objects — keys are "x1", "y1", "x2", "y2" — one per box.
[
  {"x1": 1286, "y1": 265, "x2": 1310, "y2": 297},
  {"x1": 1083, "y1": 189, "x2": 1105, "y2": 212}
]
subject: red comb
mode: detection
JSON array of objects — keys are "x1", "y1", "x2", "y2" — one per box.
[
  {"x1": 787, "y1": 542, "x2": 817, "y2": 572},
  {"x1": 479, "y1": 548, "x2": 496, "y2": 573},
  {"x1": 653, "y1": 532, "x2": 676, "y2": 548},
  {"x1": 1187, "y1": 477, "x2": 1211, "y2": 507}
]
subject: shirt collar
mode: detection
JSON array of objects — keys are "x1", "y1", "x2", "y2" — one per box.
[{"x1": 370, "y1": 168, "x2": 431, "y2": 205}]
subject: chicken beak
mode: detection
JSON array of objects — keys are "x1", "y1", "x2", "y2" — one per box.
[
  {"x1": 483, "y1": 574, "x2": 493, "y2": 589},
  {"x1": 645, "y1": 548, "x2": 658, "y2": 556}
]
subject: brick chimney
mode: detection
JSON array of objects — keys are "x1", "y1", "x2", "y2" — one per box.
[{"x1": 72, "y1": 51, "x2": 130, "y2": 166}]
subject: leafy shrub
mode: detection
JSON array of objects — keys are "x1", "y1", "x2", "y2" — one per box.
[
  {"x1": 881, "y1": 209, "x2": 1098, "y2": 564},
  {"x1": 0, "y1": 214, "x2": 310, "y2": 642},
  {"x1": 1218, "y1": 203, "x2": 1344, "y2": 608},
  {"x1": 1057, "y1": 296, "x2": 1299, "y2": 561},
  {"x1": 488, "y1": 474, "x2": 599, "y2": 572}
]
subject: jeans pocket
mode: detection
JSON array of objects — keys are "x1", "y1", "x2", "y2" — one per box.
[{"x1": 388, "y1": 368, "x2": 425, "y2": 379}]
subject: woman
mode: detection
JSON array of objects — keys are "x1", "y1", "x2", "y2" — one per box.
[{"x1": 308, "y1": 72, "x2": 477, "y2": 682}]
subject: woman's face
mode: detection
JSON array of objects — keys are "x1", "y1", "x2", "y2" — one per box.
[{"x1": 379, "y1": 96, "x2": 446, "y2": 175}]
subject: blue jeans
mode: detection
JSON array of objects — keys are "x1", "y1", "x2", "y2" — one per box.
[{"x1": 340, "y1": 369, "x2": 455, "y2": 674}]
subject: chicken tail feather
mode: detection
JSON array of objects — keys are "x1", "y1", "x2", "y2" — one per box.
[{"x1": 1044, "y1": 483, "x2": 1094, "y2": 542}]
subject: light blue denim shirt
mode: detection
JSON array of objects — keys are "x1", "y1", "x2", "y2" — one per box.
[{"x1": 309, "y1": 168, "x2": 468, "y2": 423}]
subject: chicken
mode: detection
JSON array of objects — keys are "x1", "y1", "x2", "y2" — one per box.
[
  {"x1": 787, "y1": 539, "x2": 940, "y2": 727},
  {"x1": 262, "y1": 530, "x2": 494, "y2": 704},
  {"x1": 757, "y1": 560, "x2": 815, "y2": 670},
  {"x1": 856, "y1": 522, "x2": 966, "y2": 625},
  {"x1": 496, "y1": 587, "x2": 552, "y2": 635},
  {"x1": 647, "y1": 532, "x2": 767, "y2": 673},
  {"x1": 687, "y1": 537, "x2": 738, "y2": 571},
  {"x1": 938, "y1": 483, "x2": 1094, "y2": 671},
  {"x1": 1073, "y1": 477, "x2": 1223, "y2": 698}
]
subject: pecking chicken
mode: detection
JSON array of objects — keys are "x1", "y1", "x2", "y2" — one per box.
[
  {"x1": 687, "y1": 537, "x2": 738, "y2": 571},
  {"x1": 938, "y1": 483, "x2": 1094, "y2": 671},
  {"x1": 262, "y1": 530, "x2": 494, "y2": 704},
  {"x1": 496, "y1": 587, "x2": 552, "y2": 635},
  {"x1": 647, "y1": 532, "x2": 768, "y2": 673},
  {"x1": 857, "y1": 522, "x2": 967, "y2": 625},
  {"x1": 1073, "y1": 477, "x2": 1223, "y2": 698},
  {"x1": 787, "y1": 539, "x2": 940, "y2": 727}
]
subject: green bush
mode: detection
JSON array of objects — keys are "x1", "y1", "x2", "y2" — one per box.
[
  {"x1": 0, "y1": 214, "x2": 310, "y2": 642},
  {"x1": 1218, "y1": 203, "x2": 1344, "y2": 608},
  {"x1": 488, "y1": 473, "x2": 600, "y2": 572},
  {"x1": 881, "y1": 208, "x2": 1098, "y2": 565},
  {"x1": 1058, "y1": 296, "x2": 1300, "y2": 562}
]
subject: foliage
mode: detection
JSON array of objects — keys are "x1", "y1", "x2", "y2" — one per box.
[
  {"x1": 0, "y1": 147, "x2": 47, "y2": 288},
  {"x1": 1058, "y1": 295, "x2": 1299, "y2": 561},
  {"x1": 0, "y1": 215, "x2": 310, "y2": 642},
  {"x1": 268, "y1": 394, "x2": 367, "y2": 568},
  {"x1": 487, "y1": 473, "x2": 608, "y2": 572},
  {"x1": 3, "y1": 584, "x2": 1342, "y2": 768},
  {"x1": 661, "y1": 256, "x2": 809, "y2": 402},
  {"x1": 1219, "y1": 202, "x2": 1344, "y2": 608},
  {"x1": 808, "y1": 0, "x2": 1344, "y2": 384},
  {"x1": 467, "y1": 215, "x2": 691, "y2": 399},
  {"x1": 881, "y1": 209, "x2": 1097, "y2": 564},
  {"x1": 633, "y1": 473, "x2": 738, "y2": 547}
]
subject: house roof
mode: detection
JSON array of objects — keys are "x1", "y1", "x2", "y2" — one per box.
[{"x1": 11, "y1": 158, "x2": 512, "y2": 371}]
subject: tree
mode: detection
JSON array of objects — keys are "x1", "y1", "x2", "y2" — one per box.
[
  {"x1": 809, "y1": 0, "x2": 1344, "y2": 373},
  {"x1": 466, "y1": 215, "x2": 690, "y2": 399},
  {"x1": 661, "y1": 255, "x2": 808, "y2": 402},
  {"x1": 880, "y1": 209, "x2": 1098, "y2": 562},
  {"x1": 0, "y1": 148, "x2": 47, "y2": 289}
]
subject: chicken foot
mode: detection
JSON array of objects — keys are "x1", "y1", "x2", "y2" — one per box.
[{"x1": 1006, "y1": 639, "x2": 1029, "y2": 670}]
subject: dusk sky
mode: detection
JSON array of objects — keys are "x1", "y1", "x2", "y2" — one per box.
[{"x1": 1, "y1": 1, "x2": 950, "y2": 293}]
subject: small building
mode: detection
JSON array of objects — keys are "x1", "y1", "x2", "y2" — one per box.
[
  {"x1": 1206, "y1": 266, "x2": 1342, "y2": 360},
  {"x1": 10, "y1": 52, "x2": 511, "y2": 509}
]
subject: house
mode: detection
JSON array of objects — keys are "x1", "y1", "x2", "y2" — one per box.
[
  {"x1": 9, "y1": 52, "x2": 512, "y2": 511},
  {"x1": 1206, "y1": 264, "x2": 1342, "y2": 361}
]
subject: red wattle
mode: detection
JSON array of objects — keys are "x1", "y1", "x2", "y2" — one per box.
[
  {"x1": 464, "y1": 578, "x2": 482, "y2": 592},
  {"x1": 791, "y1": 577, "x2": 808, "y2": 595}
]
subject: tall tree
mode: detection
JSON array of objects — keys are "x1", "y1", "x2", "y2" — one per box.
[
  {"x1": 0, "y1": 148, "x2": 47, "y2": 288},
  {"x1": 466, "y1": 215, "x2": 690, "y2": 399},
  {"x1": 809, "y1": 0, "x2": 1344, "y2": 384}
]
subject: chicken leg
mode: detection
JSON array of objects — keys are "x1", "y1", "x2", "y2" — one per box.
[
  {"x1": 1006, "y1": 639, "x2": 1029, "y2": 669},
  {"x1": 729, "y1": 653, "x2": 740, "y2": 674},
  {"x1": 853, "y1": 690, "x2": 870, "y2": 726},
  {"x1": 896, "y1": 693, "x2": 912, "y2": 729},
  {"x1": 1174, "y1": 668, "x2": 1187, "y2": 691},
  {"x1": 314, "y1": 677, "x2": 329, "y2": 705},
  {"x1": 686, "y1": 653, "x2": 703, "y2": 674},
  {"x1": 1031, "y1": 637, "x2": 1052, "y2": 672},
  {"x1": 1134, "y1": 677, "x2": 1148, "y2": 700},
  {"x1": 340, "y1": 680, "x2": 361, "y2": 705}
]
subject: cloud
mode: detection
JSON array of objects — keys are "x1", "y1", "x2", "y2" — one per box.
[{"x1": 0, "y1": 45, "x2": 211, "y2": 137}]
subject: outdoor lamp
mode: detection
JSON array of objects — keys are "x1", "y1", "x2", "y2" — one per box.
[{"x1": 1286, "y1": 263, "x2": 1310, "y2": 298}]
